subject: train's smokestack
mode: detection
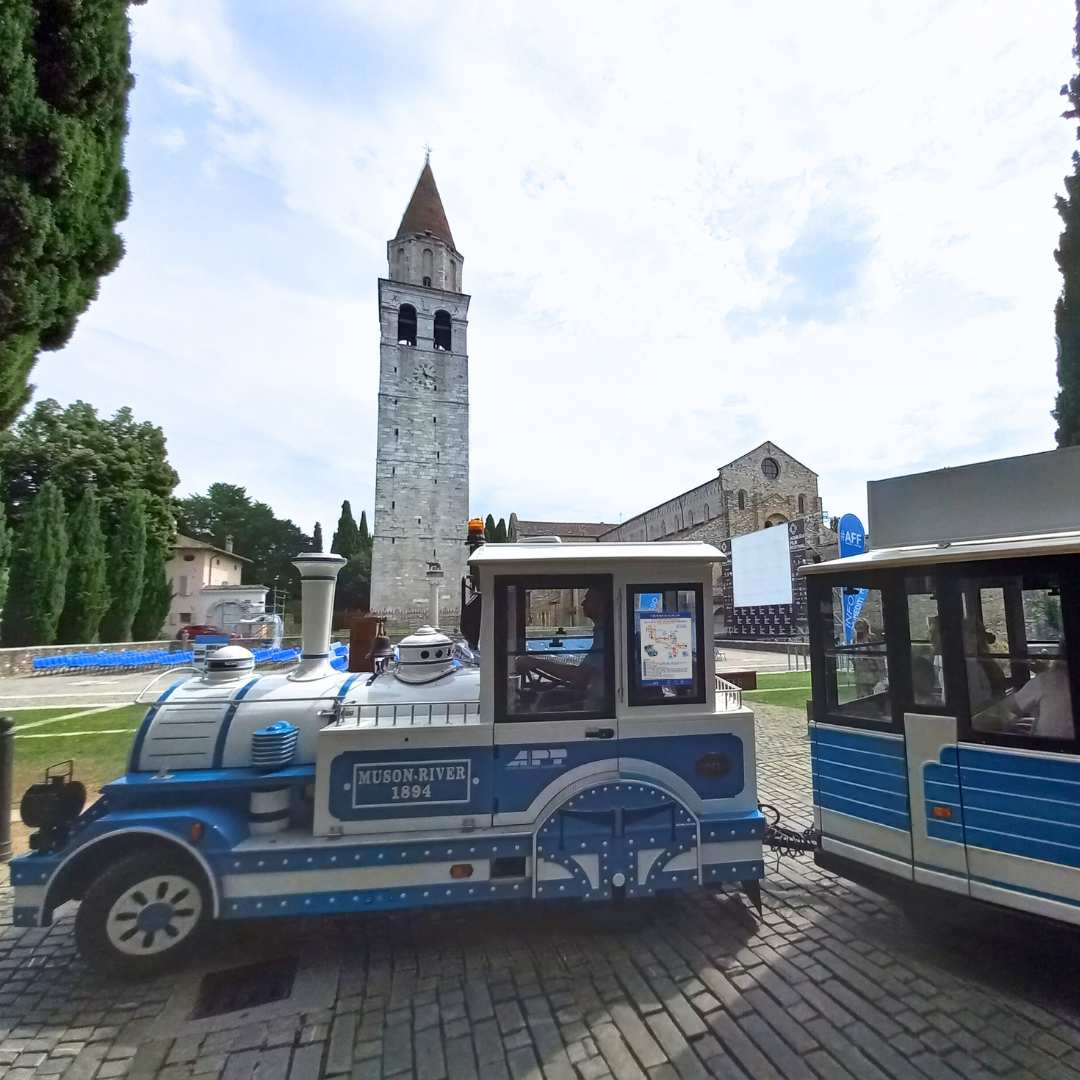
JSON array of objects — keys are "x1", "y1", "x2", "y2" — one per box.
[{"x1": 289, "y1": 552, "x2": 347, "y2": 681}]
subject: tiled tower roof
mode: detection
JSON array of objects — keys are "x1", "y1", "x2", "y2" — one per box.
[{"x1": 396, "y1": 162, "x2": 455, "y2": 248}]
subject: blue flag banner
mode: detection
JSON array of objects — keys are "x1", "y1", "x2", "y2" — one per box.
[{"x1": 837, "y1": 513, "x2": 868, "y2": 644}]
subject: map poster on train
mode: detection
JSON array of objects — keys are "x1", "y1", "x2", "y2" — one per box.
[{"x1": 639, "y1": 612, "x2": 694, "y2": 685}]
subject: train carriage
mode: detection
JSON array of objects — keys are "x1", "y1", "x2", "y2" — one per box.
[
  {"x1": 805, "y1": 447, "x2": 1080, "y2": 926},
  {"x1": 11, "y1": 536, "x2": 763, "y2": 973}
]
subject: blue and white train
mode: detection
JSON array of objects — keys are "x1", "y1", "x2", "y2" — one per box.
[
  {"x1": 805, "y1": 446, "x2": 1080, "y2": 928},
  {"x1": 11, "y1": 538, "x2": 762, "y2": 972}
]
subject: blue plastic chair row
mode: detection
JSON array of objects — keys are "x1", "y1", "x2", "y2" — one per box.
[{"x1": 30, "y1": 640, "x2": 350, "y2": 676}]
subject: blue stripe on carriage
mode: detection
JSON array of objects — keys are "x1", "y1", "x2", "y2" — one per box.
[
  {"x1": 961, "y1": 786, "x2": 1080, "y2": 827},
  {"x1": 926, "y1": 817, "x2": 965, "y2": 844},
  {"x1": 958, "y1": 747, "x2": 1080, "y2": 782},
  {"x1": 816, "y1": 792, "x2": 910, "y2": 830},
  {"x1": 959, "y1": 767, "x2": 1080, "y2": 804},
  {"x1": 924, "y1": 762, "x2": 959, "y2": 786},
  {"x1": 338, "y1": 673, "x2": 362, "y2": 699},
  {"x1": 812, "y1": 743, "x2": 909, "y2": 777},
  {"x1": 817, "y1": 777, "x2": 910, "y2": 814},
  {"x1": 967, "y1": 872, "x2": 1080, "y2": 910},
  {"x1": 924, "y1": 780, "x2": 962, "y2": 805},
  {"x1": 814, "y1": 759, "x2": 909, "y2": 795},
  {"x1": 962, "y1": 806, "x2": 1080, "y2": 849},
  {"x1": 964, "y1": 827, "x2": 1080, "y2": 870},
  {"x1": 812, "y1": 726, "x2": 905, "y2": 757}
]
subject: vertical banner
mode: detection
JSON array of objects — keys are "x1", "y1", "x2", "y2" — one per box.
[{"x1": 837, "y1": 513, "x2": 868, "y2": 644}]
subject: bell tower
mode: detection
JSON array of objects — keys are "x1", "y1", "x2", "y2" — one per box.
[{"x1": 370, "y1": 161, "x2": 470, "y2": 618}]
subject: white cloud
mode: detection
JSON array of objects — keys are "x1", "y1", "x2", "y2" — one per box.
[
  {"x1": 31, "y1": 0, "x2": 1078, "y2": 539},
  {"x1": 157, "y1": 127, "x2": 187, "y2": 152}
]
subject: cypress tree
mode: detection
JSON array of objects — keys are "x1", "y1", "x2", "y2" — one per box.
[
  {"x1": 57, "y1": 485, "x2": 108, "y2": 643},
  {"x1": 0, "y1": 492, "x2": 10, "y2": 614},
  {"x1": 484, "y1": 514, "x2": 496, "y2": 541},
  {"x1": 494, "y1": 517, "x2": 508, "y2": 543},
  {"x1": 331, "y1": 500, "x2": 360, "y2": 558},
  {"x1": 0, "y1": 1, "x2": 145, "y2": 428},
  {"x1": 99, "y1": 489, "x2": 145, "y2": 642},
  {"x1": 2, "y1": 479, "x2": 68, "y2": 644},
  {"x1": 1057, "y1": 3, "x2": 1080, "y2": 444},
  {"x1": 132, "y1": 534, "x2": 171, "y2": 640},
  {"x1": 313, "y1": 522, "x2": 323, "y2": 552},
  {"x1": 358, "y1": 510, "x2": 370, "y2": 547}
]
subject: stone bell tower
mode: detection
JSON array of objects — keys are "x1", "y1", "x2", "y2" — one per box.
[{"x1": 369, "y1": 160, "x2": 470, "y2": 618}]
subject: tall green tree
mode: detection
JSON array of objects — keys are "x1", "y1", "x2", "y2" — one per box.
[
  {"x1": 331, "y1": 500, "x2": 360, "y2": 558},
  {"x1": 0, "y1": 399, "x2": 177, "y2": 545},
  {"x1": 484, "y1": 514, "x2": 496, "y2": 541},
  {"x1": 2, "y1": 479, "x2": 68, "y2": 644},
  {"x1": 175, "y1": 483, "x2": 311, "y2": 601},
  {"x1": 99, "y1": 489, "x2": 145, "y2": 641},
  {"x1": 56, "y1": 484, "x2": 108, "y2": 643},
  {"x1": 313, "y1": 522, "x2": 323, "y2": 552},
  {"x1": 335, "y1": 546, "x2": 372, "y2": 613},
  {"x1": 494, "y1": 517, "x2": 508, "y2": 543},
  {"x1": 1058, "y1": 4, "x2": 1080, "y2": 444},
  {"x1": 0, "y1": 490, "x2": 10, "y2": 615},
  {"x1": 132, "y1": 534, "x2": 170, "y2": 640},
  {"x1": 358, "y1": 510, "x2": 370, "y2": 546},
  {"x1": 0, "y1": 1, "x2": 146, "y2": 428}
]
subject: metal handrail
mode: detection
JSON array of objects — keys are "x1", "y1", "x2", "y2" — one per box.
[{"x1": 714, "y1": 675, "x2": 743, "y2": 711}]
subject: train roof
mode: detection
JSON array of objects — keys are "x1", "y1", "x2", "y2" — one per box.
[
  {"x1": 469, "y1": 541, "x2": 723, "y2": 566},
  {"x1": 801, "y1": 529, "x2": 1080, "y2": 576}
]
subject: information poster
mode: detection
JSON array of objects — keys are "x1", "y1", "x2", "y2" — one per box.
[{"x1": 639, "y1": 612, "x2": 694, "y2": 686}]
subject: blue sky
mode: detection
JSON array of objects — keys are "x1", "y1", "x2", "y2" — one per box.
[{"x1": 32, "y1": 0, "x2": 1078, "y2": 537}]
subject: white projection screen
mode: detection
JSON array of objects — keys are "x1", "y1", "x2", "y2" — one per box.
[{"x1": 731, "y1": 526, "x2": 792, "y2": 608}]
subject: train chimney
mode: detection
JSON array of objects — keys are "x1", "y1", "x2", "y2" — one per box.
[{"x1": 289, "y1": 552, "x2": 347, "y2": 681}]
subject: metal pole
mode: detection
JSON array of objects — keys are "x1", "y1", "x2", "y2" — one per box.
[{"x1": 0, "y1": 717, "x2": 13, "y2": 862}]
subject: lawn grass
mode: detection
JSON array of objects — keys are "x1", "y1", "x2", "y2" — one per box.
[
  {"x1": 742, "y1": 669, "x2": 812, "y2": 710},
  {"x1": 755, "y1": 671, "x2": 812, "y2": 689},
  {"x1": 12, "y1": 704, "x2": 145, "y2": 797},
  {"x1": 4, "y1": 706, "x2": 99, "y2": 726}
]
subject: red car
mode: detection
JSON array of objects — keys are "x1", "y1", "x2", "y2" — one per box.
[{"x1": 175, "y1": 624, "x2": 230, "y2": 642}]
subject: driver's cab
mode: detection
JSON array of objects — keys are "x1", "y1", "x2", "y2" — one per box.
[{"x1": 468, "y1": 541, "x2": 760, "y2": 854}]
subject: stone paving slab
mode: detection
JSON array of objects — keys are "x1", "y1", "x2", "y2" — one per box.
[{"x1": 2, "y1": 703, "x2": 1080, "y2": 1079}]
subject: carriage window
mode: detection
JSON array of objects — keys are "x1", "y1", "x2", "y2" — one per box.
[
  {"x1": 959, "y1": 570, "x2": 1073, "y2": 741},
  {"x1": 496, "y1": 577, "x2": 613, "y2": 721},
  {"x1": 907, "y1": 576, "x2": 944, "y2": 708},
  {"x1": 627, "y1": 585, "x2": 705, "y2": 706},
  {"x1": 820, "y1": 584, "x2": 891, "y2": 722}
]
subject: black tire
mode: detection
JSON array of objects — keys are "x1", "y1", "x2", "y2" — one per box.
[{"x1": 75, "y1": 849, "x2": 210, "y2": 976}]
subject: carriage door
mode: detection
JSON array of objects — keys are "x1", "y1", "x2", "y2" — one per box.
[
  {"x1": 951, "y1": 565, "x2": 1080, "y2": 917},
  {"x1": 901, "y1": 575, "x2": 971, "y2": 895},
  {"x1": 492, "y1": 575, "x2": 619, "y2": 829}
]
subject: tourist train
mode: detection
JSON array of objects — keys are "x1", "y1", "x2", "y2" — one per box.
[
  {"x1": 805, "y1": 446, "x2": 1080, "y2": 929},
  {"x1": 11, "y1": 523, "x2": 763, "y2": 972}
]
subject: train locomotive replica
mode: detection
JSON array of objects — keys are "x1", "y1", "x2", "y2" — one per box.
[{"x1": 12, "y1": 527, "x2": 764, "y2": 973}]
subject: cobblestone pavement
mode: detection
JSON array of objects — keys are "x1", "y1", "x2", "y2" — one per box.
[{"x1": 4, "y1": 704, "x2": 1080, "y2": 1079}]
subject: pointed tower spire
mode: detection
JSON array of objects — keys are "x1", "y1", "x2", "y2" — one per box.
[{"x1": 396, "y1": 160, "x2": 455, "y2": 248}]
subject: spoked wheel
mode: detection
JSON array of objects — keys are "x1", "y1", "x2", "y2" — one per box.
[{"x1": 76, "y1": 850, "x2": 209, "y2": 976}]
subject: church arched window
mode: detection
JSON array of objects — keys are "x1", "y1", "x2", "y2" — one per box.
[
  {"x1": 798, "y1": 494, "x2": 806, "y2": 514},
  {"x1": 433, "y1": 310, "x2": 452, "y2": 351},
  {"x1": 738, "y1": 490, "x2": 746, "y2": 511},
  {"x1": 704, "y1": 503, "x2": 710, "y2": 521},
  {"x1": 450, "y1": 260, "x2": 457, "y2": 291},
  {"x1": 397, "y1": 304, "x2": 417, "y2": 346},
  {"x1": 422, "y1": 248, "x2": 433, "y2": 287}
]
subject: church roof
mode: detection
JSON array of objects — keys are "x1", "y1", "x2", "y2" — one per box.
[{"x1": 396, "y1": 162, "x2": 455, "y2": 248}]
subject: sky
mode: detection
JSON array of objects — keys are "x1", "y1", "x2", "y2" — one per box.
[{"x1": 31, "y1": 0, "x2": 1079, "y2": 537}]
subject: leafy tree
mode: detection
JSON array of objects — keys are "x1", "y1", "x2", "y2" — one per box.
[
  {"x1": 56, "y1": 484, "x2": 108, "y2": 643},
  {"x1": 313, "y1": 522, "x2": 323, "y2": 552},
  {"x1": 358, "y1": 510, "x2": 370, "y2": 546},
  {"x1": 331, "y1": 500, "x2": 360, "y2": 558},
  {"x1": 494, "y1": 517, "x2": 508, "y2": 543},
  {"x1": 2, "y1": 479, "x2": 68, "y2": 644},
  {"x1": 484, "y1": 514, "x2": 496, "y2": 541},
  {"x1": 0, "y1": 399, "x2": 177, "y2": 545},
  {"x1": 99, "y1": 489, "x2": 145, "y2": 641},
  {"x1": 132, "y1": 534, "x2": 171, "y2": 640},
  {"x1": 175, "y1": 483, "x2": 311, "y2": 602},
  {"x1": 335, "y1": 546, "x2": 372, "y2": 613},
  {"x1": 0, "y1": 0, "x2": 145, "y2": 428},
  {"x1": 1058, "y1": 4, "x2": 1080, "y2": 444}
]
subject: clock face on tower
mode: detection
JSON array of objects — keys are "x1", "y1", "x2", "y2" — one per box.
[{"x1": 409, "y1": 360, "x2": 436, "y2": 390}]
